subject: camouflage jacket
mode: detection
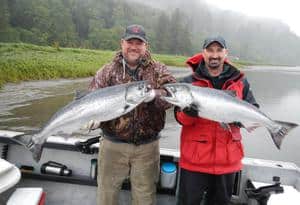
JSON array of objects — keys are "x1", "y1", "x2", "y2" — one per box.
[{"x1": 89, "y1": 51, "x2": 176, "y2": 143}]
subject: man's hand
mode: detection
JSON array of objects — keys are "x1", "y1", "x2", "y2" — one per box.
[
  {"x1": 154, "y1": 88, "x2": 167, "y2": 97},
  {"x1": 182, "y1": 104, "x2": 198, "y2": 117},
  {"x1": 144, "y1": 88, "x2": 167, "y2": 102},
  {"x1": 82, "y1": 120, "x2": 101, "y2": 131}
]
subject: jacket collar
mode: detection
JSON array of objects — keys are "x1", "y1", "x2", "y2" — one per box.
[{"x1": 187, "y1": 53, "x2": 244, "y2": 83}]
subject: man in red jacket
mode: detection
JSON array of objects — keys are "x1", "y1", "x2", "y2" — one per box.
[{"x1": 175, "y1": 36, "x2": 259, "y2": 205}]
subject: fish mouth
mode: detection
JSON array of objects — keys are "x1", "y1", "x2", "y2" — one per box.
[
  {"x1": 164, "y1": 87, "x2": 173, "y2": 97},
  {"x1": 161, "y1": 87, "x2": 179, "y2": 105}
]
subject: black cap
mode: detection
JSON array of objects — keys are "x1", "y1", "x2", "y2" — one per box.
[
  {"x1": 122, "y1": 24, "x2": 147, "y2": 42},
  {"x1": 203, "y1": 36, "x2": 227, "y2": 49}
]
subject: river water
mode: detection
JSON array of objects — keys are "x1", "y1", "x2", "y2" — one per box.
[{"x1": 0, "y1": 66, "x2": 300, "y2": 166}]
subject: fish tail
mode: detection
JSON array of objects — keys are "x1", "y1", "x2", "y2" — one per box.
[
  {"x1": 11, "y1": 133, "x2": 44, "y2": 162},
  {"x1": 29, "y1": 143, "x2": 44, "y2": 162},
  {"x1": 268, "y1": 120, "x2": 298, "y2": 149},
  {"x1": 11, "y1": 133, "x2": 32, "y2": 147}
]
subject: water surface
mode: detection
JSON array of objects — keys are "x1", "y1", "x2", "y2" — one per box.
[{"x1": 1, "y1": 66, "x2": 300, "y2": 166}]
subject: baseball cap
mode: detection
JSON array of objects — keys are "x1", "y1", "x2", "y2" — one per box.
[
  {"x1": 122, "y1": 24, "x2": 147, "y2": 43},
  {"x1": 203, "y1": 36, "x2": 227, "y2": 49}
]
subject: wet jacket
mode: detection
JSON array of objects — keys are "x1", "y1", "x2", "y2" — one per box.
[
  {"x1": 89, "y1": 51, "x2": 176, "y2": 144},
  {"x1": 175, "y1": 53, "x2": 258, "y2": 174}
]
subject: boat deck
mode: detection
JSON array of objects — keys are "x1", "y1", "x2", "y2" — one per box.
[
  {"x1": 1, "y1": 178, "x2": 177, "y2": 205},
  {"x1": 1, "y1": 130, "x2": 300, "y2": 205}
]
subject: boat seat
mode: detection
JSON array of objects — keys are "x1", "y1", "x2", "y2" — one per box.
[
  {"x1": 0, "y1": 159, "x2": 21, "y2": 194},
  {"x1": 6, "y1": 188, "x2": 45, "y2": 205},
  {"x1": 249, "y1": 181, "x2": 300, "y2": 205}
]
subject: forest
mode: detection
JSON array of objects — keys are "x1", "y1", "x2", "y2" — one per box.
[{"x1": 1, "y1": 0, "x2": 300, "y2": 65}]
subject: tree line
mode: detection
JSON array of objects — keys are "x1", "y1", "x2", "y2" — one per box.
[
  {"x1": 1, "y1": 0, "x2": 300, "y2": 65},
  {"x1": 0, "y1": 0, "x2": 192, "y2": 54}
]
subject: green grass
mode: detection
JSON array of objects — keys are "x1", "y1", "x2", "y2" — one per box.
[
  {"x1": 0, "y1": 43, "x2": 251, "y2": 88},
  {"x1": 0, "y1": 43, "x2": 189, "y2": 88},
  {"x1": 153, "y1": 54, "x2": 187, "y2": 67},
  {"x1": 0, "y1": 43, "x2": 115, "y2": 88}
]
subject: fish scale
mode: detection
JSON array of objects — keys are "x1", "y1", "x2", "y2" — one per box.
[
  {"x1": 162, "y1": 83, "x2": 298, "y2": 150},
  {"x1": 11, "y1": 81, "x2": 155, "y2": 162}
]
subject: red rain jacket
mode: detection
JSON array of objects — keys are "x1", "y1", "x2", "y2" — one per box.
[{"x1": 176, "y1": 53, "x2": 250, "y2": 174}]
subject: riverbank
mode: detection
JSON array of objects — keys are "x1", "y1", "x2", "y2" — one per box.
[{"x1": 0, "y1": 42, "x2": 250, "y2": 88}]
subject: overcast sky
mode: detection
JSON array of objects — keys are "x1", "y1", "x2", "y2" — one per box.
[{"x1": 204, "y1": 0, "x2": 300, "y2": 37}]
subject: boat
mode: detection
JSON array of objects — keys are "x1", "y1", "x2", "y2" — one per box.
[{"x1": 1, "y1": 129, "x2": 300, "y2": 205}]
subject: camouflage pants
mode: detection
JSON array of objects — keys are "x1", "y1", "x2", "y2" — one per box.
[{"x1": 97, "y1": 138, "x2": 160, "y2": 205}]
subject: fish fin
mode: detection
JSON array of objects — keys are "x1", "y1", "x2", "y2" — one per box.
[
  {"x1": 220, "y1": 122, "x2": 231, "y2": 130},
  {"x1": 244, "y1": 123, "x2": 261, "y2": 132},
  {"x1": 11, "y1": 133, "x2": 32, "y2": 147},
  {"x1": 74, "y1": 90, "x2": 90, "y2": 100},
  {"x1": 268, "y1": 121, "x2": 298, "y2": 149},
  {"x1": 11, "y1": 133, "x2": 44, "y2": 162},
  {"x1": 81, "y1": 120, "x2": 101, "y2": 133},
  {"x1": 29, "y1": 143, "x2": 44, "y2": 162},
  {"x1": 56, "y1": 131, "x2": 71, "y2": 140},
  {"x1": 223, "y1": 90, "x2": 237, "y2": 97}
]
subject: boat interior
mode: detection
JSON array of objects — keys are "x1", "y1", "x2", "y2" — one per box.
[{"x1": 1, "y1": 130, "x2": 300, "y2": 205}]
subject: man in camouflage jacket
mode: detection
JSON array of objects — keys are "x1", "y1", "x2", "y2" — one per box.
[{"x1": 89, "y1": 24, "x2": 176, "y2": 205}]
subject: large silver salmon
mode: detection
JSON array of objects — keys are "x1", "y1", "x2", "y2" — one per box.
[
  {"x1": 162, "y1": 83, "x2": 298, "y2": 149},
  {"x1": 12, "y1": 81, "x2": 155, "y2": 162}
]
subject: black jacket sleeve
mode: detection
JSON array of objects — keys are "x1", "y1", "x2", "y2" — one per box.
[{"x1": 242, "y1": 78, "x2": 259, "y2": 108}]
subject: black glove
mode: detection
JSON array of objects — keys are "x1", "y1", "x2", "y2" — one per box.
[
  {"x1": 174, "y1": 106, "x2": 181, "y2": 114},
  {"x1": 182, "y1": 104, "x2": 198, "y2": 117},
  {"x1": 231, "y1": 122, "x2": 243, "y2": 128}
]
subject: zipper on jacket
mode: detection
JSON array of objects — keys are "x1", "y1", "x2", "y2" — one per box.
[{"x1": 213, "y1": 122, "x2": 217, "y2": 174}]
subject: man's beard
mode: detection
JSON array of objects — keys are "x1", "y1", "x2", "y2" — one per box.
[
  {"x1": 123, "y1": 56, "x2": 140, "y2": 66},
  {"x1": 208, "y1": 58, "x2": 222, "y2": 69}
]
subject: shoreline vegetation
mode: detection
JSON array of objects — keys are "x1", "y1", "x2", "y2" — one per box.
[{"x1": 0, "y1": 43, "x2": 252, "y2": 88}]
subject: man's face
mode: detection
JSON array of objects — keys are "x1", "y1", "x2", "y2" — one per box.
[
  {"x1": 121, "y1": 38, "x2": 147, "y2": 66},
  {"x1": 203, "y1": 42, "x2": 228, "y2": 70}
]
